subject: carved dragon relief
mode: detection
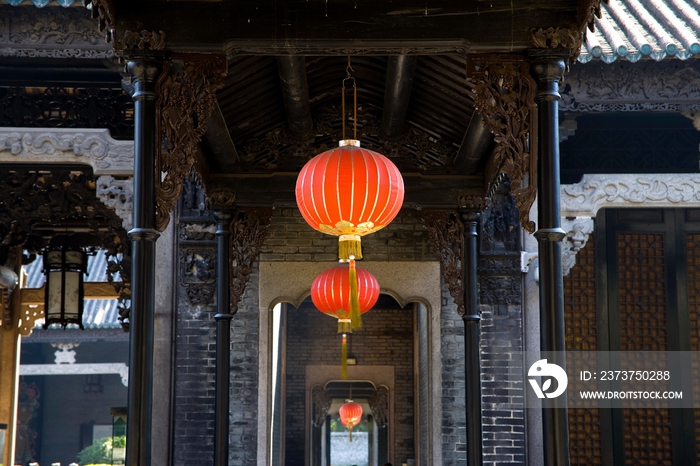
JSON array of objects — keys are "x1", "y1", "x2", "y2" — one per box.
[
  {"x1": 155, "y1": 54, "x2": 227, "y2": 232},
  {"x1": 421, "y1": 210, "x2": 465, "y2": 316},
  {"x1": 229, "y1": 207, "x2": 273, "y2": 315},
  {"x1": 469, "y1": 56, "x2": 538, "y2": 234}
]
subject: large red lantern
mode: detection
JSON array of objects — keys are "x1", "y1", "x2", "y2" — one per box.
[
  {"x1": 296, "y1": 140, "x2": 404, "y2": 261},
  {"x1": 311, "y1": 263, "x2": 379, "y2": 378},
  {"x1": 339, "y1": 401, "x2": 363, "y2": 442}
]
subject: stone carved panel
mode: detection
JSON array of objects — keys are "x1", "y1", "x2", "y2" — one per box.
[
  {"x1": 421, "y1": 210, "x2": 464, "y2": 316},
  {"x1": 560, "y1": 174, "x2": 700, "y2": 218},
  {"x1": 0, "y1": 128, "x2": 134, "y2": 175},
  {"x1": 96, "y1": 176, "x2": 133, "y2": 231},
  {"x1": 481, "y1": 179, "x2": 519, "y2": 254},
  {"x1": 561, "y1": 217, "x2": 594, "y2": 277},
  {"x1": 480, "y1": 276, "x2": 521, "y2": 314},
  {"x1": 180, "y1": 248, "x2": 216, "y2": 306},
  {"x1": 0, "y1": 6, "x2": 114, "y2": 58},
  {"x1": 561, "y1": 61, "x2": 700, "y2": 112}
]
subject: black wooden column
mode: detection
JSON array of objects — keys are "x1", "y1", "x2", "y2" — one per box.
[
  {"x1": 459, "y1": 210, "x2": 483, "y2": 466},
  {"x1": 126, "y1": 57, "x2": 163, "y2": 466},
  {"x1": 529, "y1": 52, "x2": 570, "y2": 466},
  {"x1": 214, "y1": 210, "x2": 233, "y2": 466}
]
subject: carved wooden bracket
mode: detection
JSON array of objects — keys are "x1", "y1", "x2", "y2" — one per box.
[
  {"x1": 230, "y1": 207, "x2": 273, "y2": 315},
  {"x1": 421, "y1": 209, "x2": 465, "y2": 316},
  {"x1": 155, "y1": 54, "x2": 227, "y2": 231},
  {"x1": 368, "y1": 386, "x2": 389, "y2": 427},
  {"x1": 311, "y1": 385, "x2": 332, "y2": 427},
  {"x1": 468, "y1": 55, "x2": 538, "y2": 234},
  {"x1": 84, "y1": 0, "x2": 117, "y2": 43}
]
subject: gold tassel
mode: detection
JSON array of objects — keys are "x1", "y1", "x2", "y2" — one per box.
[
  {"x1": 348, "y1": 421, "x2": 354, "y2": 442},
  {"x1": 341, "y1": 334, "x2": 348, "y2": 380},
  {"x1": 339, "y1": 235, "x2": 362, "y2": 261},
  {"x1": 348, "y1": 259, "x2": 362, "y2": 329}
]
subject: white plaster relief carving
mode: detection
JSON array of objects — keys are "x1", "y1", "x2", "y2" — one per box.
[
  {"x1": 561, "y1": 218, "x2": 594, "y2": 277},
  {"x1": 20, "y1": 362, "x2": 129, "y2": 387},
  {"x1": 96, "y1": 176, "x2": 134, "y2": 231},
  {"x1": 51, "y1": 342, "x2": 80, "y2": 364},
  {"x1": 561, "y1": 174, "x2": 700, "y2": 218},
  {"x1": 0, "y1": 128, "x2": 133, "y2": 175}
]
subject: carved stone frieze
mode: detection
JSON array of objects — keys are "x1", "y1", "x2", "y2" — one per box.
[
  {"x1": 0, "y1": 128, "x2": 133, "y2": 175},
  {"x1": 560, "y1": 174, "x2": 700, "y2": 218},
  {"x1": 155, "y1": 54, "x2": 227, "y2": 231},
  {"x1": 480, "y1": 276, "x2": 521, "y2": 313},
  {"x1": 0, "y1": 6, "x2": 114, "y2": 58},
  {"x1": 179, "y1": 223, "x2": 217, "y2": 242},
  {"x1": 241, "y1": 105, "x2": 458, "y2": 173},
  {"x1": 561, "y1": 61, "x2": 700, "y2": 113},
  {"x1": 561, "y1": 217, "x2": 594, "y2": 277},
  {"x1": 207, "y1": 189, "x2": 236, "y2": 208},
  {"x1": 368, "y1": 386, "x2": 389, "y2": 427},
  {"x1": 96, "y1": 176, "x2": 133, "y2": 231},
  {"x1": 180, "y1": 248, "x2": 216, "y2": 306},
  {"x1": 421, "y1": 210, "x2": 464, "y2": 316},
  {"x1": 311, "y1": 385, "x2": 332, "y2": 427},
  {"x1": 469, "y1": 56, "x2": 538, "y2": 233},
  {"x1": 230, "y1": 207, "x2": 273, "y2": 314},
  {"x1": 458, "y1": 194, "x2": 485, "y2": 210}
]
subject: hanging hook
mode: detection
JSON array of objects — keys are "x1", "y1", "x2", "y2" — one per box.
[{"x1": 342, "y1": 56, "x2": 356, "y2": 90}]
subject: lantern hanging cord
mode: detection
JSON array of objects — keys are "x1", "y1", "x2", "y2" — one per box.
[{"x1": 341, "y1": 56, "x2": 357, "y2": 140}]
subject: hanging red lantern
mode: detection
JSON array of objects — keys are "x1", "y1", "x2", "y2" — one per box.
[
  {"x1": 311, "y1": 263, "x2": 379, "y2": 379},
  {"x1": 296, "y1": 140, "x2": 404, "y2": 261},
  {"x1": 339, "y1": 401, "x2": 363, "y2": 442}
]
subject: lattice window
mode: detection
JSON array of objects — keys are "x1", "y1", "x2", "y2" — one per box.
[
  {"x1": 685, "y1": 234, "x2": 700, "y2": 458},
  {"x1": 617, "y1": 233, "x2": 673, "y2": 465},
  {"x1": 565, "y1": 234, "x2": 602, "y2": 465}
]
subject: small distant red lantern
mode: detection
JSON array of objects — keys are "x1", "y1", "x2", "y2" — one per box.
[
  {"x1": 311, "y1": 263, "x2": 380, "y2": 379},
  {"x1": 339, "y1": 401, "x2": 363, "y2": 442}
]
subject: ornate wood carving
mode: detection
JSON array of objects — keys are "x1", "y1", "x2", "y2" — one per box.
[
  {"x1": 0, "y1": 87, "x2": 134, "y2": 140},
  {"x1": 241, "y1": 105, "x2": 458, "y2": 173},
  {"x1": 469, "y1": 55, "x2": 538, "y2": 233},
  {"x1": 0, "y1": 168, "x2": 131, "y2": 329},
  {"x1": 368, "y1": 386, "x2": 389, "y2": 428},
  {"x1": 227, "y1": 43, "x2": 469, "y2": 58},
  {"x1": 155, "y1": 54, "x2": 227, "y2": 231},
  {"x1": 311, "y1": 385, "x2": 332, "y2": 427},
  {"x1": 577, "y1": 1, "x2": 606, "y2": 38},
  {"x1": 229, "y1": 207, "x2": 273, "y2": 315},
  {"x1": 531, "y1": 27, "x2": 580, "y2": 50},
  {"x1": 116, "y1": 29, "x2": 166, "y2": 55},
  {"x1": 96, "y1": 176, "x2": 133, "y2": 231},
  {"x1": 84, "y1": 0, "x2": 116, "y2": 42},
  {"x1": 421, "y1": 210, "x2": 465, "y2": 316}
]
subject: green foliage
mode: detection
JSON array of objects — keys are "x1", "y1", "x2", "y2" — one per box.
[{"x1": 76, "y1": 436, "x2": 126, "y2": 465}]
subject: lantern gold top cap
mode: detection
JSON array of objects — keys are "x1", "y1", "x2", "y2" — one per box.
[{"x1": 339, "y1": 139, "x2": 360, "y2": 147}]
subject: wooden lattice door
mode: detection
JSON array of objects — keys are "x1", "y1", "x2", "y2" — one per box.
[{"x1": 564, "y1": 208, "x2": 700, "y2": 466}]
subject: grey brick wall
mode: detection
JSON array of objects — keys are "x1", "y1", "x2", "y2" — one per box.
[
  {"x1": 284, "y1": 299, "x2": 415, "y2": 465},
  {"x1": 171, "y1": 199, "x2": 526, "y2": 466}
]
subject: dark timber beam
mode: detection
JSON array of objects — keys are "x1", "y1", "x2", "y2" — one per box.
[
  {"x1": 202, "y1": 103, "x2": 239, "y2": 172},
  {"x1": 277, "y1": 55, "x2": 313, "y2": 138},
  {"x1": 381, "y1": 55, "x2": 418, "y2": 139},
  {"x1": 454, "y1": 112, "x2": 494, "y2": 175}
]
